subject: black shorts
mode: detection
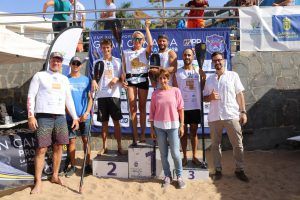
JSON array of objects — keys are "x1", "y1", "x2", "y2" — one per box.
[
  {"x1": 97, "y1": 97, "x2": 123, "y2": 122},
  {"x1": 184, "y1": 109, "x2": 201, "y2": 125},
  {"x1": 127, "y1": 79, "x2": 149, "y2": 90}
]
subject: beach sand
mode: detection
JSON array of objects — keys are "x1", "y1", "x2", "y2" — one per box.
[{"x1": 1, "y1": 149, "x2": 300, "y2": 200}]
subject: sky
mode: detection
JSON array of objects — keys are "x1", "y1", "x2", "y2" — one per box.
[{"x1": 0, "y1": 0, "x2": 228, "y2": 28}]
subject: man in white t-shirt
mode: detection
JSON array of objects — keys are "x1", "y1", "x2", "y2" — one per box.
[
  {"x1": 100, "y1": 0, "x2": 117, "y2": 30},
  {"x1": 69, "y1": 0, "x2": 86, "y2": 29},
  {"x1": 27, "y1": 52, "x2": 79, "y2": 194},
  {"x1": 92, "y1": 38, "x2": 124, "y2": 155},
  {"x1": 203, "y1": 51, "x2": 249, "y2": 182}
]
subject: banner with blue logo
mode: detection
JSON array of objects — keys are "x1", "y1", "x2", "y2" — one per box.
[
  {"x1": 239, "y1": 6, "x2": 300, "y2": 51},
  {"x1": 88, "y1": 28, "x2": 231, "y2": 134},
  {"x1": 272, "y1": 15, "x2": 300, "y2": 42}
]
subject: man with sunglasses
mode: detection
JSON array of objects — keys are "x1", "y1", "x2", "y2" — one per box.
[
  {"x1": 203, "y1": 51, "x2": 249, "y2": 182},
  {"x1": 27, "y1": 52, "x2": 79, "y2": 194},
  {"x1": 64, "y1": 56, "x2": 93, "y2": 177}
]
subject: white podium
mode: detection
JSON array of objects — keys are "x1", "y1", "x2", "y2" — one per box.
[
  {"x1": 181, "y1": 159, "x2": 209, "y2": 180},
  {"x1": 128, "y1": 143, "x2": 155, "y2": 179},
  {"x1": 93, "y1": 150, "x2": 129, "y2": 179}
]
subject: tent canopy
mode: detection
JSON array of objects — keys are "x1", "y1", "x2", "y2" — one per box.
[{"x1": 0, "y1": 26, "x2": 49, "y2": 64}]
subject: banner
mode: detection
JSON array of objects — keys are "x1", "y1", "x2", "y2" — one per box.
[
  {"x1": 239, "y1": 6, "x2": 300, "y2": 51},
  {"x1": 0, "y1": 130, "x2": 68, "y2": 191},
  {"x1": 88, "y1": 28, "x2": 231, "y2": 134},
  {"x1": 45, "y1": 26, "x2": 83, "y2": 75}
]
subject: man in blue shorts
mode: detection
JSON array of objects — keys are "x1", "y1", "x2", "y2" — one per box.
[
  {"x1": 27, "y1": 52, "x2": 79, "y2": 194},
  {"x1": 65, "y1": 56, "x2": 93, "y2": 177}
]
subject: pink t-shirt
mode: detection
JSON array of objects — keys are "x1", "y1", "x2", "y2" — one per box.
[{"x1": 149, "y1": 87, "x2": 184, "y2": 129}]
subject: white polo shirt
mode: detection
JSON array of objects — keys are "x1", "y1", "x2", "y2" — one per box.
[{"x1": 203, "y1": 70, "x2": 244, "y2": 122}]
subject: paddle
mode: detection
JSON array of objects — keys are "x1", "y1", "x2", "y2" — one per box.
[
  {"x1": 194, "y1": 42, "x2": 208, "y2": 169},
  {"x1": 111, "y1": 19, "x2": 136, "y2": 145},
  {"x1": 79, "y1": 60, "x2": 104, "y2": 194}
]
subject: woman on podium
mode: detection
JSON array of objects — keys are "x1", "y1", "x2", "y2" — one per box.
[{"x1": 149, "y1": 69, "x2": 186, "y2": 189}]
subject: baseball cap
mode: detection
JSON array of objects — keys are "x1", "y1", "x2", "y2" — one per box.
[
  {"x1": 50, "y1": 52, "x2": 63, "y2": 60},
  {"x1": 70, "y1": 56, "x2": 82, "y2": 65}
]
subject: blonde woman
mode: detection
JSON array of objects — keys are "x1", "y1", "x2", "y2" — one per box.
[{"x1": 122, "y1": 20, "x2": 153, "y2": 145}]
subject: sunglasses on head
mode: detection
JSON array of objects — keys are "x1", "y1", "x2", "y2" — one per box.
[
  {"x1": 132, "y1": 37, "x2": 143, "y2": 42},
  {"x1": 71, "y1": 61, "x2": 81, "y2": 66}
]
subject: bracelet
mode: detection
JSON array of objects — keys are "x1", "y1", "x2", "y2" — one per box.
[{"x1": 240, "y1": 110, "x2": 247, "y2": 114}]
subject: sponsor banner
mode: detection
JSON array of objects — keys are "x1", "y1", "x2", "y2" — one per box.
[
  {"x1": 239, "y1": 6, "x2": 300, "y2": 51},
  {"x1": 46, "y1": 27, "x2": 83, "y2": 75},
  {"x1": 88, "y1": 28, "x2": 231, "y2": 134},
  {"x1": 0, "y1": 131, "x2": 67, "y2": 177}
]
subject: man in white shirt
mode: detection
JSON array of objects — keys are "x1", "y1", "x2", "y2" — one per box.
[
  {"x1": 27, "y1": 52, "x2": 79, "y2": 194},
  {"x1": 100, "y1": 0, "x2": 117, "y2": 30},
  {"x1": 69, "y1": 0, "x2": 86, "y2": 29},
  {"x1": 203, "y1": 51, "x2": 249, "y2": 182}
]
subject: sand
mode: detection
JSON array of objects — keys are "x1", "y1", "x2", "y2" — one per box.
[{"x1": 1, "y1": 149, "x2": 300, "y2": 200}]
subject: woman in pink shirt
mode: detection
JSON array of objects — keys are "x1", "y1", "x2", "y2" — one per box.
[{"x1": 149, "y1": 69, "x2": 186, "y2": 189}]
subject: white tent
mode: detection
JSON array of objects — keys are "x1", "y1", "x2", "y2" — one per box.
[{"x1": 0, "y1": 26, "x2": 49, "y2": 64}]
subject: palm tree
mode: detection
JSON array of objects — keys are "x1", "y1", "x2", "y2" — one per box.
[{"x1": 116, "y1": 2, "x2": 142, "y2": 29}]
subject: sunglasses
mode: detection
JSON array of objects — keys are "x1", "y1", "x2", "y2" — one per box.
[
  {"x1": 71, "y1": 61, "x2": 81, "y2": 66},
  {"x1": 132, "y1": 37, "x2": 143, "y2": 42}
]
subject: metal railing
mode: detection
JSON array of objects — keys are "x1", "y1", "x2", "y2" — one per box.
[{"x1": 0, "y1": 6, "x2": 240, "y2": 51}]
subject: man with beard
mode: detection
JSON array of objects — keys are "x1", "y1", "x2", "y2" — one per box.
[
  {"x1": 174, "y1": 48, "x2": 206, "y2": 167},
  {"x1": 203, "y1": 51, "x2": 249, "y2": 182},
  {"x1": 149, "y1": 34, "x2": 177, "y2": 88}
]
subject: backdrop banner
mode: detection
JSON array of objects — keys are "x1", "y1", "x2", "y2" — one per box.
[
  {"x1": 88, "y1": 28, "x2": 231, "y2": 134},
  {"x1": 0, "y1": 131, "x2": 68, "y2": 191},
  {"x1": 239, "y1": 6, "x2": 300, "y2": 51}
]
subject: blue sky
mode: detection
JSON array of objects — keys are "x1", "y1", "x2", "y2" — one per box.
[{"x1": 0, "y1": 0, "x2": 228, "y2": 28}]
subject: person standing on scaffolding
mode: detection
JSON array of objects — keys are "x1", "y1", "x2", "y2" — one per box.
[
  {"x1": 43, "y1": 0, "x2": 71, "y2": 37},
  {"x1": 122, "y1": 19, "x2": 153, "y2": 145},
  {"x1": 69, "y1": 0, "x2": 86, "y2": 29}
]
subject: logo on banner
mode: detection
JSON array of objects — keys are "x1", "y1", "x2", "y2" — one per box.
[
  {"x1": 272, "y1": 15, "x2": 300, "y2": 42},
  {"x1": 183, "y1": 38, "x2": 202, "y2": 46},
  {"x1": 206, "y1": 34, "x2": 225, "y2": 54}
]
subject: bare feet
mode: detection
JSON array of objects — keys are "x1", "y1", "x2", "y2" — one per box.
[
  {"x1": 97, "y1": 148, "x2": 108, "y2": 156},
  {"x1": 192, "y1": 157, "x2": 202, "y2": 166},
  {"x1": 51, "y1": 176, "x2": 64, "y2": 186},
  {"x1": 30, "y1": 181, "x2": 42, "y2": 194},
  {"x1": 182, "y1": 157, "x2": 188, "y2": 167}
]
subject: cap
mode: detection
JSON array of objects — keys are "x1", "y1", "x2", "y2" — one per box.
[
  {"x1": 50, "y1": 52, "x2": 63, "y2": 60},
  {"x1": 70, "y1": 56, "x2": 82, "y2": 64}
]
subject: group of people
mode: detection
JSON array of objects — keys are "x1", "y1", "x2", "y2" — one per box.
[
  {"x1": 43, "y1": 0, "x2": 117, "y2": 36},
  {"x1": 27, "y1": 19, "x2": 249, "y2": 194}
]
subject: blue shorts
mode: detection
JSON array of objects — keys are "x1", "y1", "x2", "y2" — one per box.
[{"x1": 67, "y1": 119, "x2": 91, "y2": 139}]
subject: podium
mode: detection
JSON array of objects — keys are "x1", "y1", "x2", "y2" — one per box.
[
  {"x1": 93, "y1": 150, "x2": 129, "y2": 179},
  {"x1": 92, "y1": 143, "x2": 209, "y2": 180},
  {"x1": 181, "y1": 159, "x2": 209, "y2": 180}
]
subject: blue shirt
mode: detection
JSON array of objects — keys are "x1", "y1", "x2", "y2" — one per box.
[{"x1": 67, "y1": 75, "x2": 91, "y2": 121}]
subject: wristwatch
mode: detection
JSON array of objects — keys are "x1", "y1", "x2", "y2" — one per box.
[{"x1": 240, "y1": 110, "x2": 247, "y2": 114}]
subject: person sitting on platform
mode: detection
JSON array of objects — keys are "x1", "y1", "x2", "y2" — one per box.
[
  {"x1": 92, "y1": 38, "x2": 125, "y2": 155},
  {"x1": 149, "y1": 69, "x2": 186, "y2": 189},
  {"x1": 65, "y1": 56, "x2": 93, "y2": 178}
]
